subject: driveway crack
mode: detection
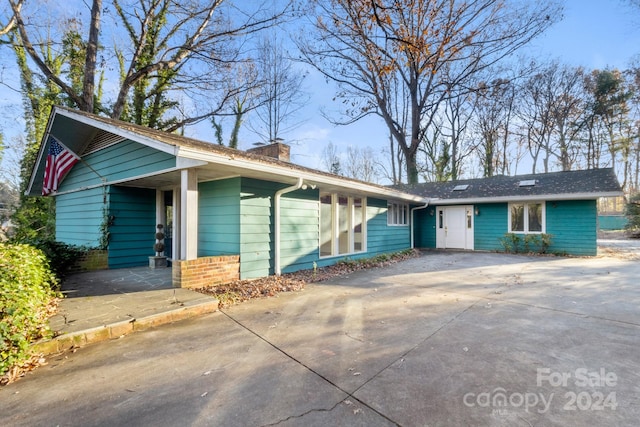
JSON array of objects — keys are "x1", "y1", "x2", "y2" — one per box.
[{"x1": 219, "y1": 309, "x2": 402, "y2": 426}]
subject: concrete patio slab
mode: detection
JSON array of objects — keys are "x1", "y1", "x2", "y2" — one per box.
[
  {"x1": 4, "y1": 248, "x2": 639, "y2": 426},
  {"x1": 33, "y1": 267, "x2": 219, "y2": 355}
]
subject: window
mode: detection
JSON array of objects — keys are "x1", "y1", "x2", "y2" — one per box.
[
  {"x1": 387, "y1": 203, "x2": 409, "y2": 226},
  {"x1": 320, "y1": 193, "x2": 367, "y2": 257},
  {"x1": 509, "y1": 202, "x2": 545, "y2": 233}
]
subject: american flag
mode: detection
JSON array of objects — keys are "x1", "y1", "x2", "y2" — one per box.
[{"x1": 42, "y1": 136, "x2": 79, "y2": 195}]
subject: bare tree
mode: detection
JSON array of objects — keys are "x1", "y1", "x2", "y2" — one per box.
[
  {"x1": 249, "y1": 34, "x2": 309, "y2": 143},
  {"x1": 6, "y1": 0, "x2": 290, "y2": 129},
  {"x1": 519, "y1": 68, "x2": 558, "y2": 173},
  {"x1": 344, "y1": 145, "x2": 380, "y2": 183},
  {"x1": 321, "y1": 142, "x2": 342, "y2": 175},
  {"x1": 472, "y1": 78, "x2": 518, "y2": 177},
  {"x1": 0, "y1": 0, "x2": 21, "y2": 37},
  {"x1": 549, "y1": 64, "x2": 586, "y2": 171},
  {"x1": 299, "y1": 0, "x2": 560, "y2": 184}
]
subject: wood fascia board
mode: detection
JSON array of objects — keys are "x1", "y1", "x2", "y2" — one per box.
[
  {"x1": 176, "y1": 146, "x2": 426, "y2": 204},
  {"x1": 54, "y1": 108, "x2": 177, "y2": 155},
  {"x1": 429, "y1": 191, "x2": 625, "y2": 205}
]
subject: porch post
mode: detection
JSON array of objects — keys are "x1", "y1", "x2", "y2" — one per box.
[
  {"x1": 180, "y1": 169, "x2": 198, "y2": 260},
  {"x1": 155, "y1": 190, "x2": 165, "y2": 231}
]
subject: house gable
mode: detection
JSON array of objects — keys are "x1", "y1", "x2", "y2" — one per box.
[{"x1": 58, "y1": 139, "x2": 176, "y2": 193}]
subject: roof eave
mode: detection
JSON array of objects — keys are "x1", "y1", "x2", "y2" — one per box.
[
  {"x1": 429, "y1": 191, "x2": 624, "y2": 205},
  {"x1": 176, "y1": 146, "x2": 426, "y2": 203}
]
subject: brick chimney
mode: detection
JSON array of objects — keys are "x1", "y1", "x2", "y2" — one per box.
[{"x1": 246, "y1": 140, "x2": 290, "y2": 162}]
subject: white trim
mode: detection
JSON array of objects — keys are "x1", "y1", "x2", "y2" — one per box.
[
  {"x1": 176, "y1": 157, "x2": 208, "y2": 168},
  {"x1": 178, "y1": 144, "x2": 425, "y2": 203},
  {"x1": 319, "y1": 193, "x2": 367, "y2": 258},
  {"x1": 429, "y1": 192, "x2": 623, "y2": 205},
  {"x1": 25, "y1": 113, "x2": 57, "y2": 195},
  {"x1": 55, "y1": 107, "x2": 426, "y2": 204},
  {"x1": 180, "y1": 169, "x2": 198, "y2": 260},
  {"x1": 55, "y1": 108, "x2": 178, "y2": 156},
  {"x1": 43, "y1": 166, "x2": 186, "y2": 196},
  {"x1": 508, "y1": 201, "x2": 546, "y2": 234},
  {"x1": 436, "y1": 205, "x2": 474, "y2": 250},
  {"x1": 387, "y1": 202, "x2": 410, "y2": 226}
]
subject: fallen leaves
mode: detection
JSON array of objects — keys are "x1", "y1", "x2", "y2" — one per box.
[{"x1": 196, "y1": 249, "x2": 421, "y2": 309}]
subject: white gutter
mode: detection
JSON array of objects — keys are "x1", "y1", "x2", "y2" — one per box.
[
  {"x1": 428, "y1": 191, "x2": 624, "y2": 205},
  {"x1": 274, "y1": 177, "x2": 304, "y2": 276},
  {"x1": 411, "y1": 201, "x2": 430, "y2": 248}
]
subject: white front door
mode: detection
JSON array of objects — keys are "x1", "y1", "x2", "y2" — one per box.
[{"x1": 436, "y1": 206, "x2": 474, "y2": 250}]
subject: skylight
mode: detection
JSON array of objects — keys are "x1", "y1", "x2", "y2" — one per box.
[
  {"x1": 453, "y1": 184, "x2": 469, "y2": 191},
  {"x1": 519, "y1": 179, "x2": 536, "y2": 187}
]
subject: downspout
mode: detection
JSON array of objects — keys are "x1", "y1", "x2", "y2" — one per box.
[
  {"x1": 275, "y1": 177, "x2": 304, "y2": 276},
  {"x1": 411, "y1": 200, "x2": 430, "y2": 249}
]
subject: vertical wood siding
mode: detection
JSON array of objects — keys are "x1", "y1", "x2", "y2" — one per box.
[
  {"x1": 55, "y1": 187, "x2": 106, "y2": 247},
  {"x1": 107, "y1": 186, "x2": 156, "y2": 268},
  {"x1": 547, "y1": 200, "x2": 597, "y2": 255},
  {"x1": 60, "y1": 140, "x2": 175, "y2": 190},
  {"x1": 198, "y1": 178, "x2": 241, "y2": 256}
]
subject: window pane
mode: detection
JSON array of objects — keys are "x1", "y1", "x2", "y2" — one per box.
[
  {"x1": 438, "y1": 210, "x2": 443, "y2": 229},
  {"x1": 353, "y1": 198, "x2": 363, "y2": 252},
  {"x1": 387, "y1": 204, "x2": 393, "y2": 225},
  {"x1": 528, "y1": 203, "x2": 542, "y2": 232},
  {"x1": 320, "y1": 194, "x2": 332, "y2": 256},
  {"x1": 511, "y1": 204, "x2": 524, "y2": 232},
  {"x1": 338, "y1": 196, "x2": 350, "y2": 254},
  {"x1": 467, "y1": 209, "x2": 472, "y2": 229}
]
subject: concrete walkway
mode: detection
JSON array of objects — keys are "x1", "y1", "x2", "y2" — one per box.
[
  {"x1": 33, "y1": 267, "x2": 219, "y2": 355},
  {"x1": 4, "y1": 249, "x2": 639, "y2": 426}
]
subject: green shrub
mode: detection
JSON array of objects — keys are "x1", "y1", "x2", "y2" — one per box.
[
  {"x1": 24, "y1": 240, "x2": 90, "y2": 280},
  {"x1": 499, "y1": 233, "x2": 521, "y2": 253},
  {"x1": 625, "y1": 193, "x2": 640, "y2": 234},
  {"x1": 500, "y1": 233, "x2": 553, "y2": 254},
  {"x1": 1, "y1": 243, "x2": 60, "y2": 381}
]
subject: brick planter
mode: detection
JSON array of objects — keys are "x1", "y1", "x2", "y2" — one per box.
[{"x1": 172, "y1": 255, "x2": 240, "y2": 288}]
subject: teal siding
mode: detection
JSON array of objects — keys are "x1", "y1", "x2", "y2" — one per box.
[
  {"x1": 59, "y1": 140, "x2": 175, "y2": 191},
  {"x1": 414, "y1": 201, "x2": 598, "y2": 256},
  {"x1": 199, "y1": 178, "x2": 241, "y2": 256},
  {"x1": 367, "y1": 198, "x2": 411, "y2": 255},
  {"x1": 240, "y1": 178, "x2": 277, "y2": 279},
  {"x1": 598, "y1": 215, "x2": 628, "y2": 230},
  {"x1": 280, "y1": 189, "x2": 320, "y2": 274},
  {"x1": 415, "y1": 208, "x2": 436, "y2": 248},
  {"x1": 547, "y1": 200, "x2": 597, "y2": 255},
  {"x1": 107, "y1": 186, "x2": 156, "y2": 268},
  {"x1": 474, "y1": 203, "x2": 509, "y2": 251},
  {"x1": 55, "y1": 186, "x2": 105, "y2": 246}
]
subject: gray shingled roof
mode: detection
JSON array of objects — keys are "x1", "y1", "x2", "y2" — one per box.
[{"x1": 394, "y1": 168, "x2": 623, "y2": 203}]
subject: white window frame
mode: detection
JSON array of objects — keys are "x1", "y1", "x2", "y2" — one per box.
[
  {"x1": 387, "y1": 202, "x2": 409, "y2": 226},
  {"x1": 319, "y1": 193, "x2": 367, "y2": 258},
  {"x1": 508, "y1": 201, "x2": 546, "y2": 234}
]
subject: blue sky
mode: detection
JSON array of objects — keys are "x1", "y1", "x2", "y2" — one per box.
[
  {"x1": 2, "y1": 0, "x2": 640, "y2": 183},
  {"x1": 275, "y1": 0, "x2": 640, "y2": 178}
]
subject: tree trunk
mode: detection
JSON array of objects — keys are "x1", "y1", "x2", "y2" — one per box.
[{"x1": 82, "y1": 0, "x2": 102, "y2": 113}]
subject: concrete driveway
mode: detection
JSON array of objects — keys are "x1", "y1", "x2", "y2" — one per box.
[{"x1": 2, "y1": 251, "x2": 639, "y2": 426}]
